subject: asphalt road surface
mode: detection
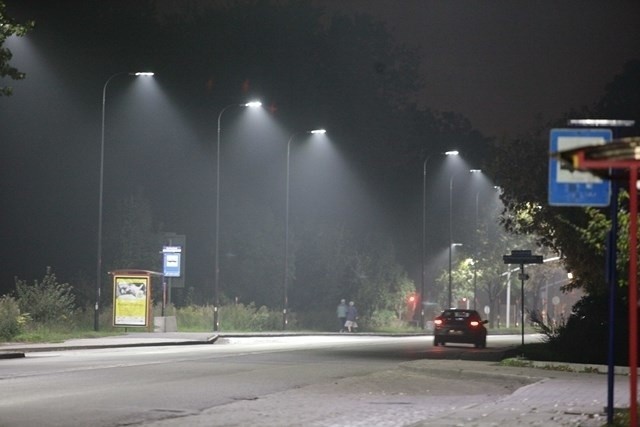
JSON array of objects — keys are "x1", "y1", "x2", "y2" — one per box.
[{"x1": 0, "y1": 335, "x2": 536, "y2": 426}]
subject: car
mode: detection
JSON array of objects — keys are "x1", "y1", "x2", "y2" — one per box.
[{"x1": 433, "y1": 309, "x2": 488, "y2": 348}]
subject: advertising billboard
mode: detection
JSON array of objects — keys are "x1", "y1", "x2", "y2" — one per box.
[{"x1": 113, "y1": 275, "x2": 150, "y2": 327}]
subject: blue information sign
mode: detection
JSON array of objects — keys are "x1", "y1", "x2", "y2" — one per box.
[
  {"x1": 162, "y1": 246, "x2": 182, "y2": 278},
  {"x1": 548, "y1": 128, "x2": 612, "y2": 207}
]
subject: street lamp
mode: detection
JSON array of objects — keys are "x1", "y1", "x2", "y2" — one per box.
[
  {"x1": 95, "y1": 71, "x2": 154, "y2": 332},
  {"x1": 470, "y1": 169, "x2": 482, "y2": 310},
  {"x1": 214, "y1": 100, "x2": 262, "y2": 331},
  {"x1": 284, "y1": 129, "x2": 326, "y2": 329},
  {"x1": 447, "y1": 155, "x2": 474, "y2": 308},
  {"x1": 421, "y1": 150, "x2": 458, "y2": 328}
]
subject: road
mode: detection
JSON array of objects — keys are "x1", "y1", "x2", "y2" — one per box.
[{"x1": 0, "y1": 334, "x2": 540, "y2": 426}]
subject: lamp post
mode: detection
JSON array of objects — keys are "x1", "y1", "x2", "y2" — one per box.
[
  {"x1": 214, "y1": 100, "x2": 261, "y2": 331},
  {"x1": 95, "y1": 71, "x2": 154, "y2": 332},
  {"x1": 448, "y1": 174, "x2": 453, "y2": 308},
  {"x1": 284, "y1": 129, "x2": 326, "y2": 329},
  {"x1": 421, "y1": 150, "x2": 458, "y2": 328},
  {"x1": 469, "y1": 169, "x2": 482, "y2": 310}
]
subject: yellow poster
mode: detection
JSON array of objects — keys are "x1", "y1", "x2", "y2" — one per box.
[{"x1": 113, "y1": 275, "x2": 149, "y2": 327}]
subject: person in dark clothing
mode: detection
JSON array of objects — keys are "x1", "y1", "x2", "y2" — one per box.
[{"x1": 344, "y1": 301, "x2": 358, "y2": 332}]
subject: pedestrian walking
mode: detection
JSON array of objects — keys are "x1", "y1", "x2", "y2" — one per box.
[
  {"x1": 336, "y1": 299, "x2": 348, "y2": 332},
  {"x1": 344, "y1": 301, "x2": 358, "y2": 332}
]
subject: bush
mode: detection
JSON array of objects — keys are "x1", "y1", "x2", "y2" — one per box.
[
  {"x1": 531, "y1": 294, "x2": 630, "y2": 365},
  {"x1": 366, "y1": 309, "x2": 403, "y2": 331},
  {"x1": 0, "y1": 295, "x2": 27, "y2": 340},
  {"x1": 15, "y1": 267, "x2": 77, "y2": 325},
  {"x1": 176, "y1": 305, "x2": 213, "y2": 331},
  {"x1": 219, "y1": 303, "x2": 282, "y2": 331}
]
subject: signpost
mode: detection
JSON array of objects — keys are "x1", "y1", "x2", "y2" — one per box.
[
  {"x1": 554, "y1": 137, "x2": 640, "y2": 427},
  {"x1": 503, "y1": 250, "x2": 543, "y2": 347}
]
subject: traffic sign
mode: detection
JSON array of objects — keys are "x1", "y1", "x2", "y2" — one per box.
[
  {"x1": 503, "y1": 250, "x2": 543, "y2": 265},
  {"x1": 162, "y1": 245, "x2": 182, "y2": 278},
  {"x1": 548, "y1": 128, "x2": 612, "y2": 206}
]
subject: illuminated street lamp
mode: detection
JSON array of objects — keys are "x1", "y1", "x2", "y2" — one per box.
[
  {"x1": 446, "y1": 153, "x2": 463, "y2": 309},
  {"x1": 284, "y1": 129, "x2": 326, "y2": 329},
  {"x1": 214, "y1": 100, "x2": 262, "y2": 331},
  {"x1": 420, "y1": 150, "x2": 458, "y2": 328},
  {"x1": 469, "y1": 169, "x2": 482, "y2": 310},
  {"x1": 95, "y1": 71, "x2": 154, "y2": 331}
]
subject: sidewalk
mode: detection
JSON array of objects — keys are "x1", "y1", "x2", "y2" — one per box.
[{"x1": 404, "y1": 358, "x2": 630, "y2": 427}]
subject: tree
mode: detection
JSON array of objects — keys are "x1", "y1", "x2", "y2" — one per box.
[
  {"x1": 0, "y1": 1, "x2": 490, "y2": 313},
  {"x1": 488, "y1": 59, "x2": 640, "y2": 296},
  {"x1": 104, "y1": 190, "x2": 162, "y2": 276},
  {"x1": 14, "y1": 267, "x2": 76, "y2": 323},
  {"x1": 0, "y1": 0, "x2": 33, "y2": 96}
]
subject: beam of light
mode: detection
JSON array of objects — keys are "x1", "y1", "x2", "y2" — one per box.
[
  {"x1": 244, "y1": 101, "x2": 262, "y2": 108},
  {"x1": 444, "y1": 150, "x2": 459, "y2": 156},
  {"x1": 310, "y1": 129, "x2": 326, "y2": 134},
  {"x1": 568, "y1": 119, "x2": 635, "y2": 127}
]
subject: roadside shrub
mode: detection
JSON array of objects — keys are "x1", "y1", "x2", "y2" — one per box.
[
  {"x1": 0, "y1": 295, "x2": 28, "y2": 340},
  {"x1": 15, "y1": 267, "x2": 77, "y2": 325},
  {"x1": 532, "y1": 294, "x2": 629, "y2": 365},
  {"x1": 366, "y1": 309, "x2": 402, "y2": 331},
  {"x1": 176, "y1": 305, "x2": 213, "y2": 331},
  {"x1": 219, "y1": 303, "x2": 282, "y2": 331}
]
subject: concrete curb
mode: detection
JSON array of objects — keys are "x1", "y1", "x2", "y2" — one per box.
[{"x1": 0, "y1": 334, "x2": 218, "y2": 357}]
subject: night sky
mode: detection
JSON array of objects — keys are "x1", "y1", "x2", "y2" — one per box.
[
  {"x1": 1, "y1": 1, "x2": 638, "y2": 303},
  {"x1": 323, "y1": 0, "x2": 640, "y2": 137}
]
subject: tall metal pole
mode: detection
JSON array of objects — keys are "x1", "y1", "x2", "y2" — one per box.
[
  {"x1": 212, "y1": 100, "x2": 261, "y2": 331},
  {"x1": 95, "y1": 71, "x2": 153, "y2": 331},
  {"x1": 473, "y1": 190, "x2": 479, "y2": 310},
  {"x1": 420, "y1": 155, "x2": 432, "y2": 329},
  {"x1": 520, "y1": 263, "x2": 525, "y2": 347},
  {"x1": 283, "y1": 129, "x2": 325, "y2": 330},
  {"x1": 606, "y1": 179, "x2": 619, "y2": 425},
  {"x1": 628, "y1": 166, "x2": 638, "y2": 427},
  {"x1": 214, "y1": 103, "x2": 238, "y2": 332},
  {"x1": 448, "y1": 175, "x2": 453, "y2": 308},
  {"x1": 284, "y1": 134, "x2": 295, "y2": 330}
]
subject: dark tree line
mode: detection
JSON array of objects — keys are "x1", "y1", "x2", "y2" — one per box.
[{"x1": 2, "y1": 0, "x2": 490, "y2": 324}]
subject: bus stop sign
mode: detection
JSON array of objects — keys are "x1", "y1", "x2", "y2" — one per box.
[{"x1": 548, "y1": 128, "x2": 612, "y2": 206}]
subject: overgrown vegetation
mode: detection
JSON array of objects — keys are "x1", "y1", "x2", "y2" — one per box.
[
  {"x1": 15, "y1": 267, "x2": 77, "y2": 324},
  {"x1": 528, "y1": 293, "x2": 630, "y2": 365},
  {"x1": 0, "y1": 266, "x2": 432, "y2": 342},
  {"x1": 0, "y1": 295, "x2": 27, "y2": 340}
]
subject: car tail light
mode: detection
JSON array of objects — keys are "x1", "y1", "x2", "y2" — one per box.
[
  {"x1": 470, "y1": 320, "x2": 480, "y2": 327},
  {"x1": 434, "y1": 318, "x2": 443, "y2": 326}
]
